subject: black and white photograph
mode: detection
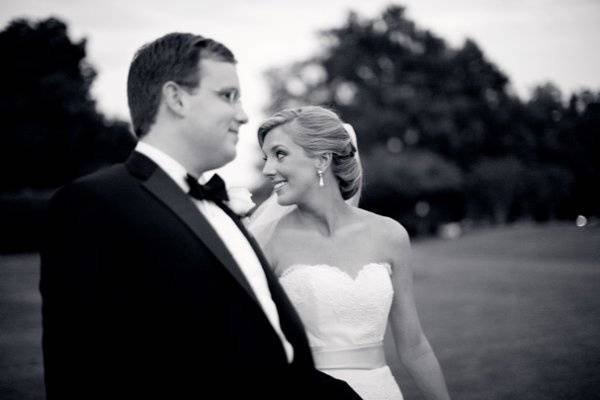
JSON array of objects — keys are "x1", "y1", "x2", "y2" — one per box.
[{"x1": 1, "y1": 1, "x2": 599, "y2": 399}]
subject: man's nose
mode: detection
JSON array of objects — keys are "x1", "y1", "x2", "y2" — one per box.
[{"x1": 236, "y1": 103, "x2": 249, "y2": 125}]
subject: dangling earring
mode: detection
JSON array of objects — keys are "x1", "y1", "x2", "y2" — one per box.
[{"x1": 317, "y1": 170, "x2": 324, "y2": 187}]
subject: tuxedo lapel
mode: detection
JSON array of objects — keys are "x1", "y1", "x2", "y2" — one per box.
[
  {"x1": 216, "y1": 203, "x2": 268, "y2": 269},
  {"x1": 216, "y1": 202, "x2": 278, "y2": 286},
  {"x1": 217, "y1": 202, "x2": 312, "y2": 360},
  {"x1": 126, "y1": 152, "x2": 259, "y2": 305}
]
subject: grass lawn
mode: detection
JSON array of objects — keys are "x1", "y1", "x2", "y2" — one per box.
[
  {"x1": 386, "y1": 222, "x2": 600, "y2": 399},
  {"x1": 1, "y1": 222, "x2": 599, "y2": 399},
  {"x1": 0, "y1": 253, "x2": 44, "y2": 400}
]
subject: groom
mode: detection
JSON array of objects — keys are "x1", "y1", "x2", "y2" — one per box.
[{"x1": 40, "y1": 33, "x2": 361, "y2": 399}]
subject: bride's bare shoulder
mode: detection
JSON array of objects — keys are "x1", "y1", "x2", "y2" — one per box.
[{"x1": 354, "y1": 208, "x2": 410, "y2": 246}]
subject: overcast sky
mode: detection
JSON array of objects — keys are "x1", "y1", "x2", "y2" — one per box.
[{"x1": 2, "y1": 0, "x2": 599, "y2": 187}]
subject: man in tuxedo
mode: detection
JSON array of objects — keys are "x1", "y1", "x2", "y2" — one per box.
[{"x1": 40, "y1": 33, "x2": 361, "y2": 399}]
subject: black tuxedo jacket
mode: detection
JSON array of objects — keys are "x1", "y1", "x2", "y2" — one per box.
[{"x1": 40, "y1": 152, "x2": 361, "y2": 399}]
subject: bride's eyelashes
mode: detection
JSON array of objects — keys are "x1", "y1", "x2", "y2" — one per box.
[{"x1": 262, "y1": 149, "x2": 288, "y2": 162}]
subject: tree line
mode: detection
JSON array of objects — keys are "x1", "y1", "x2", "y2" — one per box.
[
  {"x1": 0, "y1": 17, "x2": 134, "y2": 251},
  {"x1": 262, "y1": 6, "x2": 599, "y2": 235},
  {"x1": 1, "y1": 9, "x2": 598, "y2": 250},
  {"x1": 0, "y1": 17, "x2": 135, "y2": 192}
]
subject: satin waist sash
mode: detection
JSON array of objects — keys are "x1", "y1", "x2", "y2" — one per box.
[{"x1": 312, "y1": 342, "x2": 386, "y2": 370}]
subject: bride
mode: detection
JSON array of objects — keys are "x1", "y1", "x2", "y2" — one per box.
[{"x1": 249, "y1": 106, "x2": 451, "y2": 400}]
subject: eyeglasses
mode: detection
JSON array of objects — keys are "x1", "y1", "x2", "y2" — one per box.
[{"x1": 173, "y1": 80, "x2": 241, "y2": 106}]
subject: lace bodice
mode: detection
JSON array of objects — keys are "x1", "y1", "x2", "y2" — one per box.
[{"x1": 279, "y1": 263, "x2": 394, "y2": 350}]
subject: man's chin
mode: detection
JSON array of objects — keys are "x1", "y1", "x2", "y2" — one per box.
[
  {"x1": 223, "y1": 148, "x2": 237, "y2": 164},
  {"x1": 205, "y1": 150, "x2": 236, "y2": 171}
]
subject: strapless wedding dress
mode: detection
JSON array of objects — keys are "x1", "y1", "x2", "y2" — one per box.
[{"x1": 279, "y1": 263, "x2": 403, "y2": 400}]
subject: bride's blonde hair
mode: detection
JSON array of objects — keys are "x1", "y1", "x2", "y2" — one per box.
[{"x1": 258, "y1": 106, "x2": 362, "y2": 201}]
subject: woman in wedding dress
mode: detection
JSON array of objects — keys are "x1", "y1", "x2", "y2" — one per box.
[{"x1": 249, "y1": 106, "x2": 451, "y2": 400}]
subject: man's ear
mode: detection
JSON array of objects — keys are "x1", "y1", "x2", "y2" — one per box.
[
  {"x1": 162, "y1": 81, "x2": 186, "y2": 117},
  {"x1": 315, "y1": 152, "x2": 332, "y2": 172}
]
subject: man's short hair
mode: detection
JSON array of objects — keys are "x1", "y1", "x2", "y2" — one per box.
[{"x1": 127, "y1": 33, "x2": 236, "y2": 137}]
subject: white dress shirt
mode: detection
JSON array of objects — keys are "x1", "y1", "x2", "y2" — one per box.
[{"x1": 135, "y1": 141, "x2": 294, "y2": 363}]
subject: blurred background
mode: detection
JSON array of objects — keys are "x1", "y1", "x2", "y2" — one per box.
[{"x1": 1, "y1": 1, "x2": 599, "y2": 399}]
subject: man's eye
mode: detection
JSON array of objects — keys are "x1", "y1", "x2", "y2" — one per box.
[
  {"x1": 276, "y1": 151, "x2": 286, "y2": 160},
  {"x1": 220, "y1": 90, "x2": 239, "y2": 103}
]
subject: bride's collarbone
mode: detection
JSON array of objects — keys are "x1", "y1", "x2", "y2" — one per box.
[
  {"x1": 284, "y1": 219, "x2": 370, "y2": 242},
  {"x1": 274, "y1": 230, "x2": 366, "y2": 253},
  {"x1": 270, "y1": 216, "x2": 389, "y2": 274},
  {"x1": 283, "y1": 208, "x2": 369, "y2": 237}
]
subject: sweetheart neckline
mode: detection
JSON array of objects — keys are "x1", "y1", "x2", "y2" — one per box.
[{"x1": 278, "y1": 262, "x2": 392, "y2": 281}]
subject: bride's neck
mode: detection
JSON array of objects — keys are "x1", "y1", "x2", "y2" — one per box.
[{"x1": 295, "y1": 191, "x2": 352, "y2": 237}]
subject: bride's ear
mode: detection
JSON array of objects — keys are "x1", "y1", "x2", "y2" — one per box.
[{"x1": 315, "y1": 153, "x2": 332, "y2": 172}]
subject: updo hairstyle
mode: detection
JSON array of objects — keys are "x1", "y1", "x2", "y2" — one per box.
[{"x1": 258, "y1": 106, "x2": 362, "y2": 200}]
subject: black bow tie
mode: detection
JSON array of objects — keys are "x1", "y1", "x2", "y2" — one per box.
[{"x1": 186, "y1": 173, "x2": 229, "y2": 203}]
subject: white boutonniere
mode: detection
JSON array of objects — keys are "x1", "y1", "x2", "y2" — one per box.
[{"x1": 225, "y1": 187, "x2": 256, "y2": 217}]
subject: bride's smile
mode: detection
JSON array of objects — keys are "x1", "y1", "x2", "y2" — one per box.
[
  {"x1": 261, "y1": 124, "x2": 324, "y2": 206},
  {"x1": 273, "y1": 180, "x2": 288, "y2": 192}
]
